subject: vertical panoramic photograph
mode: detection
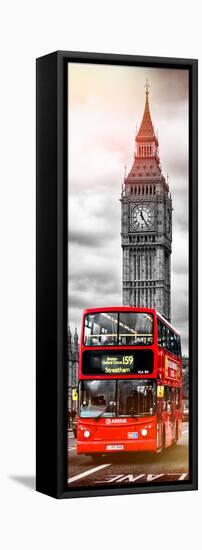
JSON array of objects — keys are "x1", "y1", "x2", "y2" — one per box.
[{"x1": 67, "y1": 63, "x2": 189, "y2": 490}]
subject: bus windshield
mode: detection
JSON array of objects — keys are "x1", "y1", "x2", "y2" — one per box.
[
  {"x1": 80, "y1": 380, "x2": 116, "y2": 418},
  {"x1": 84, "y1": 311, "x2": 153, "y2": 346},
  {"x1": 79, "y1": 380, "x2": 156, "y2": 418}
]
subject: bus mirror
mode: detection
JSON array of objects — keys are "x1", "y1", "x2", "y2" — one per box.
[{"x1": 157, "y1": 386, "x2": 164, "y2": 398}]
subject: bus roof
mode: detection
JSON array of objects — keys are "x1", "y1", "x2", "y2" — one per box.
[
  {"x1": 155, "y1": 310, "x2": 180, "y2": 335},
  {"x1": 83, "y1": 306, "x2": 180, "y2": 336}
]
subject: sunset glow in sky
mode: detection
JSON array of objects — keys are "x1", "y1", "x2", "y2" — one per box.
[{"x1": 68, "y1": 63, "x2": 189, "y2": 354}]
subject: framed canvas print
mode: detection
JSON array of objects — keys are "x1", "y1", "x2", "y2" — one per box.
[{"x1": 36, "y1": 51, "x2": 198, "y2": 499}]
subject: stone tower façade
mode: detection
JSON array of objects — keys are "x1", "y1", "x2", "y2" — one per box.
[
  {"x1": 121, "y1": 82, "x2": 172, "y2": 321},
  {"x1": 67, "y1": 326, "x2": 79, "y2": 413}
]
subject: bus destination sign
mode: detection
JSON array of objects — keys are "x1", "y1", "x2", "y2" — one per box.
[
  {"x1": 101, "y1": 355, "x2": 134, "y2": 374},
  {"x1": 82, "y1": 350, "x2": 153, "y2": 376}
]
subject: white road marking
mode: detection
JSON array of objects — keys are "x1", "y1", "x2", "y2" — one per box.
[
  {"x1": 68, "y1": 463, "x2": 111, "y2": 484},
  {"x1": 147, "y1": 473, "x2": 164, "y2": 482},
  {"x1": 95, "y1": 472, "x2": 189, "y2": 484},
  {"x1": 178, "y1": 473, "x2": 188, "y2": 480},
  {"x1": 116, "y1": 474, "x2": 145, "y2": 483},
  {"x1": 69, "y1": 446, "x2": 76, "y2": 451},
  {"x1": 182, "y1": 429, "x2": 189, "y2": 434}
]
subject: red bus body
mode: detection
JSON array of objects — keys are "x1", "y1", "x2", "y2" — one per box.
[{"x1": 77, "y1": 307, "x2": 182, "y2": 456}]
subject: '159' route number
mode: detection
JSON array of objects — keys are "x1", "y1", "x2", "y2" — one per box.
[{"x1": 122, "y1": 356, "x2": 133, "y2": 365}]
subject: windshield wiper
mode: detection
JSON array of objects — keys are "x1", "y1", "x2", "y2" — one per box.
[
  {"x1": 94, "y1": 408, "x2": 139, "y2": 421},
  {"x1": 127, "y1": 410, "x2": 138, "y2": 420},
  {"x1": 94, "y1": 406, "x2": 108, "y2": 421}
]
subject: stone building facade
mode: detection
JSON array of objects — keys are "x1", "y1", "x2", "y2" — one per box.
[
  {"x1": 67, "y1": 326, "x2": 79, "y2": 414},
  {"x1": 121, "y1": 82, "x2": 172, "y2": 321},
  {"x1": 182, "y1": 356, "x2": 189, "y2": 400}
]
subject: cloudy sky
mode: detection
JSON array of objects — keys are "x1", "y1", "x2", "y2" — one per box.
[{"x1": 68, "y1": 63, "x2": 189, "y2": 355}]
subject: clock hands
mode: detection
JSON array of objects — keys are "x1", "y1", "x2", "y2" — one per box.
[{"x1": 140, "y1": 211, "x2": 148, "y2": 226}]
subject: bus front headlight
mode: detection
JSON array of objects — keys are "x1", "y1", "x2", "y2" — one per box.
[
  {"x1": 141, "y1": 428, "x2": 148, "y2": 437},
  {"x1": 84, "y1": 430, "x2": 91, "y2": 438}
]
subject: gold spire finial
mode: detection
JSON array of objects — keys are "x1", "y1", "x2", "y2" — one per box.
[{"x1": 145, "y1": 77, "x2": 150, "y2": 95}]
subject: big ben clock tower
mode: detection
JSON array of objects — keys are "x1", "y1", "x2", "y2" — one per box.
[{"x1": 121, "y1": 81, "x2": 172, "y2": 321}]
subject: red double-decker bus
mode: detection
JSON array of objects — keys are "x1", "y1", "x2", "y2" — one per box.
[{"x1": 77, "y1": 307, "x2": 182, "y2": 460}]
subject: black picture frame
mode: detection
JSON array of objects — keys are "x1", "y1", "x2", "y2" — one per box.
[{"x1": 36, "y1": 50, "x2": 198, "y2": 499}]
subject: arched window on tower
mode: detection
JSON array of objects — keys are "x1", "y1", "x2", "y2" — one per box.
[{"x1": 146, "y1": 186, "x2": 148, "y2": 195}]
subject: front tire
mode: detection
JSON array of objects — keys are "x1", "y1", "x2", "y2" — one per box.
[
  {"x1": 157, "y1": 426, "x2": 166, "y2": 454},
  {"x1": 90, "y1": 454, "x2": 103, "y2": 464},
  {"x1": 172, "y1": 422, "x2": 178, "y2": 446}
]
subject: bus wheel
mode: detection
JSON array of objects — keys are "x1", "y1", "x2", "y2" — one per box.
[
  {"x1": 173, "y1": 422, "x2": 178, "y2": 446},
  {"x1": 90, "y1": 454, "x2": 103, "y2": 464},
  {"x1": 157, "y1": 426, "x2": 166, "y2": 454}
]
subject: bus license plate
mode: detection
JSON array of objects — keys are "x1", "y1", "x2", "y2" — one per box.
[{"x1": 106, "y1": 444, "x2": 124, "y2": 450}]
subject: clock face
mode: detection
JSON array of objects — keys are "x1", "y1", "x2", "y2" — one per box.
[{"x1": 131, "y1": 203, "x2": 154, "y2": 231}]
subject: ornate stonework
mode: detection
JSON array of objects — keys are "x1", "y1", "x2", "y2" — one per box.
[{"x1": 121, "y1": 82, "x2": 172, "y2": 321}]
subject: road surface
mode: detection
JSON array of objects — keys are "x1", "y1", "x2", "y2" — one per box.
[{"x1": 67, "y1": 423, "x2": 189, "y2": 487}]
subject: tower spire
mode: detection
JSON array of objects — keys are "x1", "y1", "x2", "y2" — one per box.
[
  {"x1": 145, "y1": 77, "x2": 150, "y2": 96},
  {"x1": 136, "y1": 80, "x2": 155, "y2": 141}
]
